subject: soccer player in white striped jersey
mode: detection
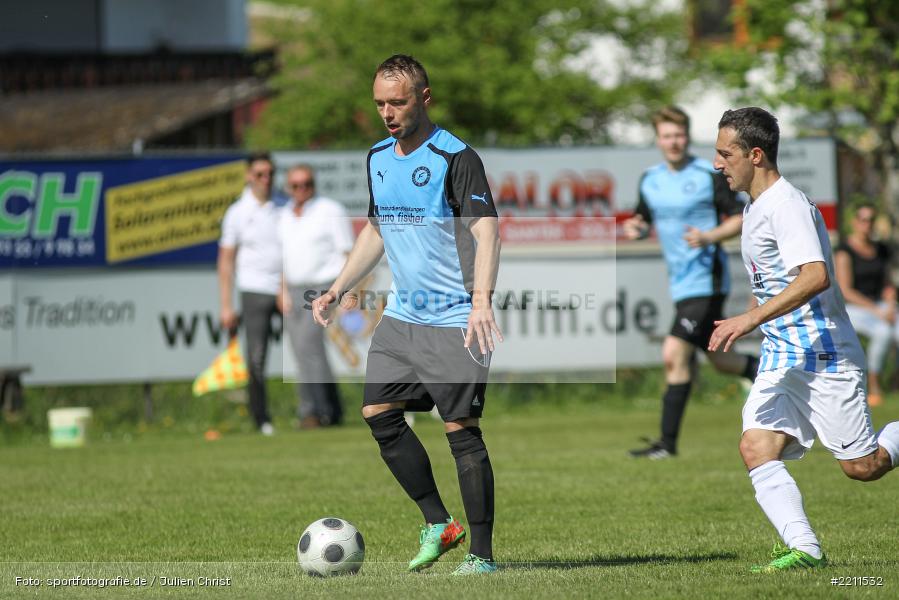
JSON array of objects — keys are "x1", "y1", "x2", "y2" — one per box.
[{"x1": 708, "y1": 107, "x2": 899, "y2": 573}]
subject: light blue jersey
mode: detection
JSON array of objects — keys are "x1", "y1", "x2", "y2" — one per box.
[
  {"x1": 636, "y1": 157, "x2": 744, "y2": 302},
  {"x1": 367, "y1": 127, "x2": 497, "y2": 327}
]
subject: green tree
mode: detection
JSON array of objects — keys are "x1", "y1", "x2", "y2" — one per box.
[
  {"x1": 246, "y1": 0, "x2": 693, "y2": 149},
  {"x1": 704, "y1": 0, "x2": 899, "y2": 208}
]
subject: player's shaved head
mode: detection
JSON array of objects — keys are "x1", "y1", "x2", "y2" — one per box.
[{"x1": 374, "y1": 54, "x2": 429, "y2": 93}]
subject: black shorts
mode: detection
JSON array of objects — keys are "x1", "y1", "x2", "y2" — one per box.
[
  {"x1": 363, "y1": 316, "x2": 489, "y2": 422},
  {"x1": 669, "y1": 295, "x2": 726, "y2": 349}
]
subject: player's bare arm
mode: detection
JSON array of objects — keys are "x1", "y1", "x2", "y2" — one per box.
[
  {"x1": 217, "y1": 245, "x2": 238, "y2": 331},
  {"x1": 709, "y1": 261, "x2": 829, "y2": 352},
  {"x1": 313, "y1": 222, "x2": 385, "y2": 327},
  {"x1": 684, "y1": 214, "x2": 743, "y2": 248},
  {"x1": 881, "y1": 284, "x2": 898, "y2": 325},
  {"x1": 466, "y1": 216, "x2": 503, "y2": 353}
]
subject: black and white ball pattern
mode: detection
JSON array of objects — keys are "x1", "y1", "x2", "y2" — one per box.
[{"x1": 297, "y1": 517, "x2": 365, "y2": 576}]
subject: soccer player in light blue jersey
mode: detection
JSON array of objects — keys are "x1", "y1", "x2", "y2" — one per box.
[
  {"x1": 709, "y1": 106, "x2": 899, "y2": 572},
  {"x1": 312, "y1": 55, "x2": 501, "y2": 575},
  {"x1": 624, "y1": 106, "x2": 759, "y2": 459}
]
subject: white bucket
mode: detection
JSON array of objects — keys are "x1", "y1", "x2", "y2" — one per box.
[{"x1": 47, "y1": 407, "x2": 92, "y2": 448}]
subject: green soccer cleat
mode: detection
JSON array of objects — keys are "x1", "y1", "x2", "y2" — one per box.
[
  {"x1": 407, "y1": 518, "x2": 466, "y2": 572},
  {"x1": 452, "y1": 553, "x2": 498, "y2": 575},
  {"x1": 750, "y1": 543, "x2": 827, "y2": 573}
]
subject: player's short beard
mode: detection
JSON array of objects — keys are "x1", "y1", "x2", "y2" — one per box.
[
  {"x1": 393, "y1": 105, "x2": 426, "y2": 140},
  {"x1": 393, "y1": 120, "x2": 417, "y2": 140}
]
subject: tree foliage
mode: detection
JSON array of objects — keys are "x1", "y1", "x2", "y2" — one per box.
[
  {"x1": 703, "y1": 0, "x2": 899, "y2": 204},
  {"x1": 246, "y1": 0, "x2": 693, "y2": 149}
]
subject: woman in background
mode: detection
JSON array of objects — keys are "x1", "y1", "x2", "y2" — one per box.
[{"x1": 835, "y1": 203, "x2": 897, "y2": 406}]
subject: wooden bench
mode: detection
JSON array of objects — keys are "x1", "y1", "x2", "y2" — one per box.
[{"x1": 1, "y1": 366, "x2": 30, "y2": 417}]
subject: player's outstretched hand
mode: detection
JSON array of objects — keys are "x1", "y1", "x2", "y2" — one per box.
[
  {"x1": 708, "y1": 313, "x2": 756, "y2": 352},
  {"x1": 465, "y1": 308, "x2": 503, "y2": 355},
  {"x1": 683, "y1": 226, "x2": 708, "y2": 248},
  {"x1": 312, "y1": 291, "x2": 338, "y2": 327}
]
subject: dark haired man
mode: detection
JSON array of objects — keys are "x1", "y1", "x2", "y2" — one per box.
[
  {"x1": 710, "y1": 106, "x2": 899, "y2": 572},
  {"x1": 218, "y1": 152, "x2": 287, "y2": 435},
  {"x1": 312, "y1": 55, "x2": 502, "y2": 575}
]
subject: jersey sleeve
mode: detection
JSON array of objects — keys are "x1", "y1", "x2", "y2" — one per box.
[
  {"x1": 771, "y1": 197, "x2": 826, "y2": 275},
  {"x1": 366, "y1": 148, "x2": 377, "y2": 219},
  {"x1": 219, "y1": 202, "x2": 240, "y2": 248},
  {"x1": 712, "y1": 171, "x2": 744, "y2": 216},
  {"x1": 635, "y1": 173, "x2": 652, "y2": 224},
  {"x1": 448, "y1": 146, "x2": 497, "y2": 219},
  {"x1": 365, "y1": 147, "x2": 384, "y2": 231}
]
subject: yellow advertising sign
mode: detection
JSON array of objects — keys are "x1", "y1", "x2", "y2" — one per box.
[{"x1": 105, "y1": 161, "x2": 245, "y2": 263}]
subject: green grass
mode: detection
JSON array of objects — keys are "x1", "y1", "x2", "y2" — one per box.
[{"x1": 2, "y1": 378, "x2": 898, "y2": 599}]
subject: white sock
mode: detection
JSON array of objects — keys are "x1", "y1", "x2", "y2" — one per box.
[
  {"x1": 749, "y1": 460, "x2": 822, "y2": 559},
  {"x1": 876, "y1": 422, "x2": 899, "y2": 468}
]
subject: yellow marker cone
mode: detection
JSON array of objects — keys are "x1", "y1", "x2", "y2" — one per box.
[{"x1": 192, "y1": 338, "x2": 249, "y2": 397}]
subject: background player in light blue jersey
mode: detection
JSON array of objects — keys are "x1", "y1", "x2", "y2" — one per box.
[
  {"x1": 624, "y1": 106, "x2": 759, "y2": 459},
  {"x1": 710, "y1": 106, "x2": 899, "y2": 573},
  {"x1": 312, "y1": 55, "x2": 501, "y2": 575}
]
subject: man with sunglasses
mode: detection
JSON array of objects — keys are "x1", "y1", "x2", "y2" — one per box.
[
  {"x1": 278, "y1": 164, "x2": 354, "y2": 428},
  {"x1": 218, "y1": 152, "x2": 287, "y2": 435}
]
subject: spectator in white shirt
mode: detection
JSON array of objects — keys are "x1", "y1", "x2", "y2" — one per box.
[
  {"x1": 218, "y1": 152, "x2": 286, "y2": 435},
  {"x1": 279, "y1": 164, "x2": 354, "y2": 428}
]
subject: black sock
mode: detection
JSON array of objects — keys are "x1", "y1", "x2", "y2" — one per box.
[
  {"x1": 447, "y1": 427, "x2": 494, "y2": 561},
  {"x1": 365, "y1": 409, "x2": 450, "y2": 524},
  {"x1": 742, "y1": 355, "x2": 760, "y2": 382},
  {"x1": 660, "y1": 383, "x2": 692, "y2": 453}
]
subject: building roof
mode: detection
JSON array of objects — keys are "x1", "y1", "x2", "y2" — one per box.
[{"x1": 0, "y1": 78, "x2": 270, "y2": 153}]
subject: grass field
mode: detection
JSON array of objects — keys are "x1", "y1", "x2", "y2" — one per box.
[{"x1": 2, "y1": 378, "x2": 898, "y2": 599}]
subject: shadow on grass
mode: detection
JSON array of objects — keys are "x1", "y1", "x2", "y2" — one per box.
[{"x1": 500, "y1": 552, "x2": 738, "y2": 571}]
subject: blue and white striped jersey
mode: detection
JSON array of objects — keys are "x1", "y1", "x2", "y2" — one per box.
[{"x1": 741, "y1": 177, "x2": 865, "y2": 373}]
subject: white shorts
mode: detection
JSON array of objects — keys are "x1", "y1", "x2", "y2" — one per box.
[{"x1": 742, "y1": 368, "x2": 878, "y2": 461}]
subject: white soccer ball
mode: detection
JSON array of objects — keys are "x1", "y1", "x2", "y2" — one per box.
[{"x1": 297, "y1": 517, "x2": 365, "y2": 577}]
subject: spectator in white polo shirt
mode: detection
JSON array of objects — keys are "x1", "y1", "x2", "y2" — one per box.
[
  {"x1": 279, "y1": 164, "x2": 354, "y2": 428},
  {"x1": 218, "y1": 152, "x2": 287, "y2": 436}
]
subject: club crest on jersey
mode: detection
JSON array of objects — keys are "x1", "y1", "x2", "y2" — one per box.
[{"x1": 412, "y1": 166, "x2": 431, "y2": 187}]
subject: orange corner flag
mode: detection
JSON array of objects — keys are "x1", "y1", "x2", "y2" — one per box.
[{"x1": 192, "y1": 338, "x2": 249, "y2": 397}]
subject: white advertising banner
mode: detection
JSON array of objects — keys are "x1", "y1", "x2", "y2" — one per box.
[
  {"x1": 7, "y1": 269, "x2": 284, "y2": 385},
  {"x1": 3, "y1": 140, "x2": 833, "y2": 385},
  {"x1": 0, "y1": 249, "x2": 768, "y2": 385}
]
